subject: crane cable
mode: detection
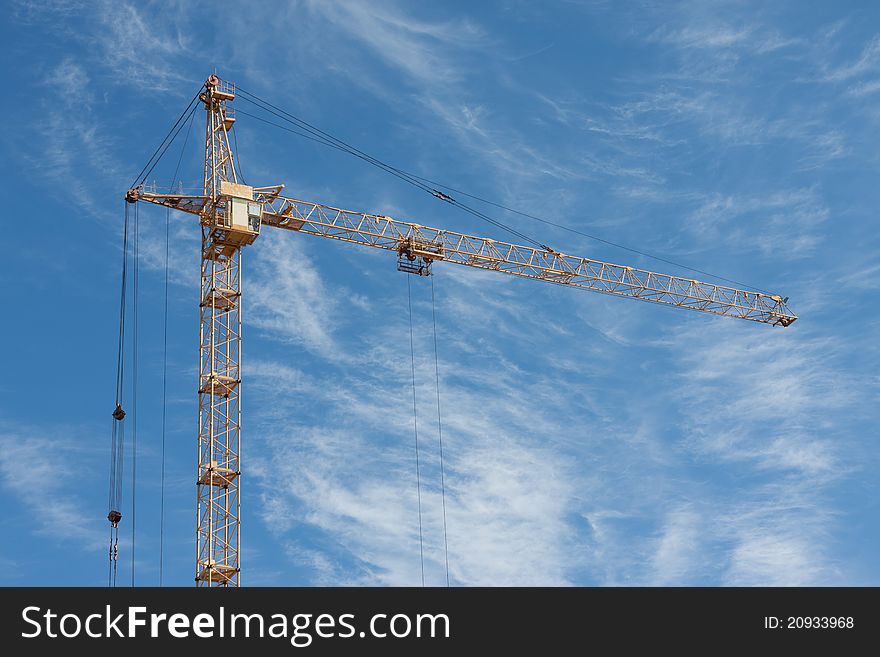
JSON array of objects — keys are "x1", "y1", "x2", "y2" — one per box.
[
  {"x1": 130, "y1": 88, "x2": 203, "y2": 190},
  {"x1": 233, "y1": 89, "x2": 549, "y2": 250},
  {"x1": 232, "y1": 85, "x2": 772, "y2": 294},
  {"x1": 232, "y1": 124, "x2": 246, "y2": 185},
  {"x1": 107, "y1": 199, "x2": 130, "y2": 587},
  {"x1": 407, "y1": 276, "x2": 426, "y2": 586},
  {"x1": 122, "y1": 91, "x2": 197, "y2": 587},
  {"x1": 430, "y1": 277, "x2": 451, "y2": 587}
]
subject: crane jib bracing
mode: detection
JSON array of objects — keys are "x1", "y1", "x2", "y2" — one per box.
[{"x1": 123, "y1": 74, "x2": 797, "y2": 587}]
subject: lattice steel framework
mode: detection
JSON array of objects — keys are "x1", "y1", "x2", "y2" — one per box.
[
  {"x1": 135, "y1": 188, "x2": 797, "y2": 327},
  {"x1": 127, "y1": 72, "x2": 798, "y2": 587},
  {"x1": 253, "y1": 195, "x2": 798, "y2": 326},
  {"x1": 195, "y1": 75, "x2": 242, "y2": 586}
]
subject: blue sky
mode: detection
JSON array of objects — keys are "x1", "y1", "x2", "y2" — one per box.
[{"x1": 1, "y1": 0, "x2": 878, "y2": 586}]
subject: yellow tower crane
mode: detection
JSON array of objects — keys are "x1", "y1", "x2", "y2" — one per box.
[{"x1": 124, "y1": 74, "x2": 797, "y2": 587}]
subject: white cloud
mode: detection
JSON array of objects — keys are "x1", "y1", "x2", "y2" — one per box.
[
  {"x1": 720, "y1": 490, "x2": 839, "y2": 585},
  {"x1": 649, "y1": 20, "x2": 801, "y2": 56},
  {"x1": 44, "y1": 57, "x2": 91, "y2": 104},
  {"x1": 821, "y1": 34, "x2": 880, "y2": 82},
  {"x1": 244, "y1": 269, "x2": 602, "y2": 585},
  {"x1": 8, "y1": 0, "x2": 875, "y2": 589},
  {"x1": 247, "y1": 232, "x2": 340, "y2": 355},
  {"x1": 306, "y1": 0, "x2": 483, "y2": 87},
  {"x1": 654, "y1": 319, "x2": 859, "y2": 584},
  {"x1": 0, "y1": 425, "x2": 101, "y2": 546},
  {"x1": 92, "y1": 0, "x2": 190, "y2": 90},
  {"x1": 847, "y1": 78, "x2": 880, "y2": 97},
  {"x1": 650, "y1": 506, "x2": 705, "y2": 584},
  {"x1": 687, "y1": 188, "x2": 829, "y2": 258},
  {"x1": 650, "y1": 24, "x2": 753, "y2": 50},
  {"x1": 836, "y1": 259, "x2": 880, "y2": 291}
]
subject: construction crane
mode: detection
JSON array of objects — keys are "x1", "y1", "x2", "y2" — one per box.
[{"x1": 122, "y1": 74, "x2": 797, "y2": 587}]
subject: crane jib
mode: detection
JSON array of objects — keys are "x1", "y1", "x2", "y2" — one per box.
[{"x1": 131, "y1": 189, "x2": 797, "y2": 328}]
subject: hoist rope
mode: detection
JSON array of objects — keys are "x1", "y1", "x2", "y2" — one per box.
[
  {"x1": 107, "y1": 467, "x2": 117, "y2": 587},
  {"x1": 232, "y1": 85, "x2": 772, "y2": 293},
  {"x1": 114, "y1": 204, "x2": 129, "y2": 413},
  {"x1": 108, "y1": 199, "x2": 131, "y2": 587},
  {"x1": 407, "y1": 276, "x2": 426, "y2": 586},
  {"x1": 430, "y1": 277, "x2": 450, "y2": 587}
]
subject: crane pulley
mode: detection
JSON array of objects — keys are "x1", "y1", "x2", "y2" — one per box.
[{"x1": 120, "y1": 73, "x2": 797, "y2": 587}]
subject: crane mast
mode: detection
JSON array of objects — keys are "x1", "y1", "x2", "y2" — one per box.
[
  {"x1": 125, "y1": 74, "x2": 797, "y2": 587},
  {"x1": 198, "y1": 75, "x2": 247, "y2": 586}
]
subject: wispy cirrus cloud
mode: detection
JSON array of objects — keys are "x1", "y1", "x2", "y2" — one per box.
[
  {"x1": 820, "y1": 34, "x2": 880, "y2": 83},
  {"x1": 247, "y1": 367, "x2": 588, "y2": 585},
  {"x1": 304, "y1": 0, "x2": 484, "y2": 87},
  {"x1": 90, "y1": 1, "x2": 191, "y2": 91},
  {"x1": 687, "y1": 187, "x2": 830, "y2": 258},
  {"x1": 243, "y1": 232, "x2": 858, "y2": 587},
  {"x1": 648, "y1": 20, "x2": 802, "y2": 56},
  {"x1": 27, "y1": 58, "x2": 125, "y2": 219},
  {"x1": 649, "y1": 506, "x2": 707, "y2": 585},
  {"x1": 248, "y1": 232, "x2": 341, "y2": 355},
  {"x1": 720, "y1": 484, "x2": 839, "y2": 585},
  {"x1": 671, "y1": 325, "x2": 851, "y2": 478},
  {"x1": 0, "y1": 423, "x2": 102, "y2": 546},
  {"x1": 648, "y1": 23, "x2": 753, "y2": 50},
  {"x1": 654, "y1": 318, "x2": 861, "y2": 584},
  {"x1": 243, "y1": 266, "x2": 599, "y2": 586},
  {"x1": 6, "y1": 0, "x2": 877, "y2": 589},
  {"x1": 274, "y1": 0, "x2": 609, "y2": 197}
]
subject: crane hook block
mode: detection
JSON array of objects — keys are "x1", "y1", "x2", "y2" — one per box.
[
  {"x1": 112, "y1": 404, "x2": 126, "y2": 421},
  {"x1": 107, "y1": 510, "x2": 122, "y2": 527}
]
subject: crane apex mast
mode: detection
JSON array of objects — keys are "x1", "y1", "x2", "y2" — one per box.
[{"x1": 196, "y1": 72, "x2": 245, "y2": 586}]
